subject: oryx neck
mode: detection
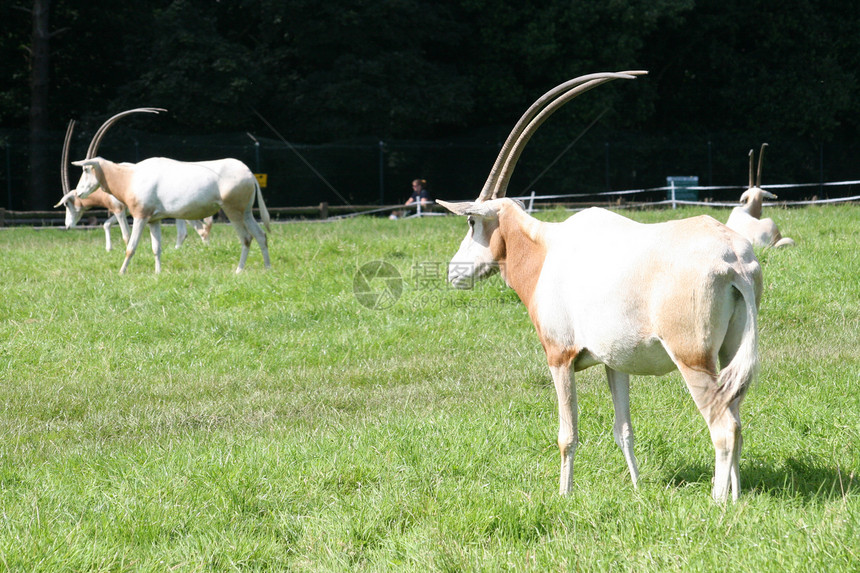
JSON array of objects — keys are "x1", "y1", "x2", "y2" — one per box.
[
  {"x1": 493, "y1": 205, "x2": 548, "y2": 315},
  {"x1": 96, "y1": 161, "x2": 133, "y2": 204}
]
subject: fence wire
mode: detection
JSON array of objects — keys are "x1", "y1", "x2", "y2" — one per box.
[{"x1": 2, "y1": 126, "x2": 858, "y2": 211}]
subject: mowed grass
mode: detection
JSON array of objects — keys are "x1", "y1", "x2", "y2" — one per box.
[{"x1": 0, "y1": 204, "x2": 857, "y2": 571}]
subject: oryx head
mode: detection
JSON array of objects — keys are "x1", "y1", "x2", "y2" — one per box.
[
  {"x1": 738, "y1": 143, "x2": 776, "y2": 218},
  {"x1": 436, "y1": 71, "x2": 647, "y2": 289},
  {"x1": 55, "y1": 108, "x2": 165, "y2": 222},
  {"x1": 69, "y1": 158, "x2": 104, "y2": 199},
  {"x1": 435, "y1": 198, "x2": 511, "y2": 288}
]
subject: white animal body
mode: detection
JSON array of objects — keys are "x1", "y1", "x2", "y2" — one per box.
[
  {"x1": 55, "y1": 111, "x2": 214, "y2": 251},
  {"x1": 437, "y1": 71, "x2": 763, "y2": 502},
  {"x1": 725, "y1": 144, "x2": 795, "y2": 248},
  {"x1": 71, "y1": 155, "x2": 270, "y2": 273}
]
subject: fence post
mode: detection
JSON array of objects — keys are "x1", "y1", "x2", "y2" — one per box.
[
  {"x1": 527, "y1": 190, "x2": 536, "y2": 213},
  {"x1": 378, "y1": 140, "x2": 385, "y2": 204},
  {"x1": 5, "y1": 143, "x2": 10, "y2": 210},
  {"x1": 819, "y1": 141, "x2": 824, "y2": 197},
  {"x1": 604, "y1": 142, "x2": 611, "y2": 191},
  {"x1": 319, "y1": 202, "x2": 329, "y2": 219}
]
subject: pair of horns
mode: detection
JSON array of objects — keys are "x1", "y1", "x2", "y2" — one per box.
[
  {"x1": 59, "y1": 107, "x2": 166, "y2": 199},
  {"x1": 748, "y1": 143, "x2": 768, "y2": 189},
  {"x1": 477, "y1": 70, "x2": 647, "y2": 202}
]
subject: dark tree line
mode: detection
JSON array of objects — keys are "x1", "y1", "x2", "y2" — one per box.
[{"x1": 1, "y1": 0, "x2": 858, "y2": 208}]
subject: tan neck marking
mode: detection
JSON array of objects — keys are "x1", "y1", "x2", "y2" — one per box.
[
  {"x1": 491, "y1": 204, "x2": 548, "y2": 318},
  {"x1": 95, "y1": 161, "x2": 140, "y2": 215}
]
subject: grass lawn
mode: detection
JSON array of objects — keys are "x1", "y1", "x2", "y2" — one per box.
[{"x1": 0, "y1": 204, "x2": 857, "y2": 571}]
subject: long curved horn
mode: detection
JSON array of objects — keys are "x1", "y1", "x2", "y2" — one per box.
[
  {"x1": 478, "y1": 70, "x2": 647, "y2": 201},
  {"x1": 86, "y1": 107, "x2": 167, "y2": 159},
  {"x1": 55, "y1": 119, "x2": 79, "y2": 207},
  {"x1": 61, "y1": 119, "x2": 75, "y2": 195},
  {"x1": 748, "y1": 149, "x2": 755, "y2": 189},
  {"x1": 479, "y1": 74, "x2": 619, "y2": 202},
  {"x1": 756, "y1": 143, "x2": 768, "y2": 187}
]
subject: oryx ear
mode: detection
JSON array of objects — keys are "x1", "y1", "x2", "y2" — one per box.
[
  {"x1": 762, "y1": 190, "x2": 778, "y2": 199},
  {"x1": 436, "y1": 199, "x2": 476, "y2": 216},
  {"x1": 54, "y1": 190, "x2": 77, "y2": 208},
  {"x1": 72, "y1": 158, "x2": 98, "y2": 168},
  {"x1": 739, "y1": 190, "x2": 750, "y2": 203},
  {"x1": 437, "y1": 199, "x2": 504, "y2": 218},
  {"x1": 463, "y1": 202, "x2": 500, "y2": 217}
]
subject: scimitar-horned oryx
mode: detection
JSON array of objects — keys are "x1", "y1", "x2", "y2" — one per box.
[{"x1": 437, "y1": 71, "x2": 762, "y2": 502}]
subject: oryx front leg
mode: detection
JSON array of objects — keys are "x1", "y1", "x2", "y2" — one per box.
[
  {"x1": 175, "y1": 219, "x2": 188, "y2": 249},
  {"x1": 550, "y1": 362, "x2": 578, "y2": 495},
  {"x1": 605, "y1": 367, "x2": 640, "y2": 486},
  {"x1": 116, "y1": 210, "x2": 130, "y2": 246},
  {"x1": 149, "y1": 221, "x2": 163, "y2": 273},
  {"x1": 103, "y1": 214, "x2": 117, "y2": 251},
  {"x1": 120, "y1": 217, "x2": 148, "y2": 274},
  {"x1": 189, "y1": 218, "x2": 212, "y2": 245}
]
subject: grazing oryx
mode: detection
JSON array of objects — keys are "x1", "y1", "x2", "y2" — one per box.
[
  {"x1": 55, "y1": 109, "x2": 213, "y2": 251},
  {"x1": 437, "y1": 71, "x2": 762, "y2": 502},
  {"x1": 61, "y1": 109, "x2": 271, "y2": 274},
  {"x1": 726, "y1": 144, "x2": 795, "y2": 248}
]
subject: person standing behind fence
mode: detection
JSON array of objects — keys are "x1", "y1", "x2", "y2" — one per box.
[
  {"x1": 406, "y1": 179, "x2": 432, "y2": 207},
  {"x1": 390, "y1": 179, "x2": 433, "y2": 219}
]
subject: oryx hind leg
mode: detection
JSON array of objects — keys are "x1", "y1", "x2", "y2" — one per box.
[
  {"x1": 244, "y1": 212, "x2": 271, "y2": 269},
  {"x1": 222, "y1": 208, "x2": 253, "y2": 272},
  {"x1": 676, "y1": 362, "x2": 741, "y2": 502}
]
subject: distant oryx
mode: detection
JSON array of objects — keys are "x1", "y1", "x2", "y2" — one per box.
[
  {"x1": 57, "y1": 108, "x2": 271, "y2": 273},
  {"x1": 55, "y1": 109, "x2": 212, "y2": 252},
  {"x1": 726, "y1": 144, "x2": 795, "y2": 248}
]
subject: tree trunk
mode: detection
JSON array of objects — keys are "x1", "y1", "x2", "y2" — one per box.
[{"x1": 28, "y1": 0, "x2": 52, "y2": 210}]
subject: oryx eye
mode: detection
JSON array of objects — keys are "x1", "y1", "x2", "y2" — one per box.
[{"x1": 468, "y1": 217, "x2": 475, "y2": 228}]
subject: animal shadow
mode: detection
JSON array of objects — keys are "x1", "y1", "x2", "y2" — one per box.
[{"x1": 666, "y1": 456, "x2": 857, "y2": 502}]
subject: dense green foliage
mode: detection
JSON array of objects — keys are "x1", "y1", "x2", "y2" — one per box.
[
  {"x1": 2, "y1": 0, "x2": 858, "y2": 141},
  {"x1": 0, "y1": 205, "x2": 857, "y2": 570},
  {"x1": 2, "y1": 0, "x2": 859, "y2": 208}
]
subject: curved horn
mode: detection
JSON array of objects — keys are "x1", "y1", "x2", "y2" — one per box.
[
  {"x1": 61, "y1": 119, "x2": 75, "y2": 195},
  {"x1": 748, "y1": 149, "x2": 755, "y2": 189},
  {"x1": 756, "y1": 143, "x2": 768, "y2": 188},
  {"x1": 86, "y1": 107, "x2": 167, "y2": 159},
  {"x1": 478, "y1": 70, "x2": 647, "y2": 201}
]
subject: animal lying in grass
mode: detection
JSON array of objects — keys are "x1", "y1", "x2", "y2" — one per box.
[
  {"x1": 726, "y1": 144, "x2": 795, "y2": 248},
  {"x1": 438, "y1": 71, "x2": 762, "y2": 502}
]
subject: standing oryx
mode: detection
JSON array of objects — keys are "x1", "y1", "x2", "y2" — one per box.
[
  {"x1": 55, "y1": 108, "x2": 213, "y2": 251},
  {"x1": 436, "y1": 71, "x2": 762, "y2": 502},
  {"x1": 726, "y1": 144, "x2": 795, "y2": 248},
  {"x1": 61, "y1": 108, "x2": 271, "y2": 274}
]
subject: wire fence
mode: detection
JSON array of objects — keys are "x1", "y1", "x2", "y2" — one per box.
[
  {"x1": 2, "y1": 125, "x2": 858, "y2": 212},
  {"x1": 3, "y1": 180, "x2": 856, "y2": 228}
]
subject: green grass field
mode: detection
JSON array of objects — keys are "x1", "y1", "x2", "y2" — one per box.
[{"x1": 0, "y1": 204, "x2": 857, "y2": 571}]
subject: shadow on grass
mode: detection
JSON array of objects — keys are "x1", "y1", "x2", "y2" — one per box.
[{"x1": 665, "y1": 456, "x2": 857, "y2": 502}]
